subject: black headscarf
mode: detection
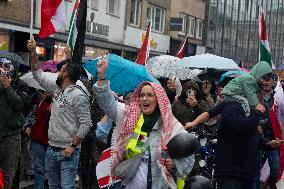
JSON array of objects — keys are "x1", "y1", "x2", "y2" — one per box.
[{"x1": 141, "y1": 107, "x2": 161, "y2": 134}]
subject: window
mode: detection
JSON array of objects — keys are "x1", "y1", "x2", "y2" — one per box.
[
  {"x1": 130, "y1": 0, "x2": 141, "y2": 26},
  {"x1": 147, "y1": 5, "x2": 165, "y2": 33},
  {"x1": 196, "y1": 19, "x2": 203, "y2": 39},
  {"x1": 91, "y1": 0, "x2": 99, "y2": 10},
  {"x1": 188, "y1": 16, "x2": 195, "y2": 37},
  {"x1": 107, "y1": 0, "x2": 120, "y2": 16},
  {"x1": 180, "y1": 13, "x2": 187, "y2": 34}
]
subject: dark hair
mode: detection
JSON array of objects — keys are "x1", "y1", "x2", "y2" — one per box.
[{"x1": 65, "y1": 63, "x2": 81, "y2": 83}]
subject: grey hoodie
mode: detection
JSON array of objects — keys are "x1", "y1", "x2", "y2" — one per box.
[{"x1": 32, "y1": 70, "x2": 92, "y2": 148}]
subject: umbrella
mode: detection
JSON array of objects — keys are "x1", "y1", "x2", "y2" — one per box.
[
  {"x1": 83, "y1": 54, "x2": 159, "y2": 95},
  {"x1": 146, "y1": 55, "x2": 202, "y2": 80},
  {"x1": 0, "y1": 51, "x2": 26, "y2": 69},
  {"x1": 197, "y1": 68, "x2": 226, "y2": 81},
  {"x1": 177, "y1": 53, "x2": 240, "y2": 70},
  {"x1": 218, "y1": 70, "x2": 247, "y2": 87},
  {"x1": 20, "y1": 72, "x2": 89, "y2": 95}
]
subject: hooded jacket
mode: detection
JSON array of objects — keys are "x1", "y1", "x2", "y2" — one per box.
[
  {"x1": 0, "y1": 74, "x2": 32, "y2": 138},
  {"x1": 222, "y1": 61, "x2": 272, "y2": 107},
  {"x1": 172, "y1": 80, "x2": 208, "y2": 125}
]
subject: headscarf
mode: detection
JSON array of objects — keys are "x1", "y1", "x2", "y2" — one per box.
[{"x1": 111, "y1": 81, "x2": 184, "y2": 188}]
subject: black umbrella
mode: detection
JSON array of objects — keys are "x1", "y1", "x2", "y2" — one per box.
[{"x1": 197, "y1": 68, "x2": 226, "y2": 82}]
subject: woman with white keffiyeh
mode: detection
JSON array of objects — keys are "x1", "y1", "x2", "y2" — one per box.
[{"x1": 93, "y1": 54, "x2": 195, "y2": 189}]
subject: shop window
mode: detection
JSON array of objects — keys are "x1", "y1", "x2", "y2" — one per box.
[
  {"x1": 147, "y1": 4, "x2": 165, "y2": 33},
  {"x1": 130, "y1": 0, "x2": 141, "y2": 26},
  {"x1": 107, "y1": 0, "x2": 120, "y2": 16}
]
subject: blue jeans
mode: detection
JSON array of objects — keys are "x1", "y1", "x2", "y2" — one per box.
[
  {"x1": 46, "y1": 146, "x2": 80, "y2": 189},
  {"x1": 31, "y1": 141, "x2": 47, "y2": 189},
  {"x1": 264, "y1": 150, "x2": 280, "y2": 189}
]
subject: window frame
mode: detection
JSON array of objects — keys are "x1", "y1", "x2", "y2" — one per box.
[
  {"x1": 180, "y1": 13, "x2": 188, "y2": 35},
  {"x1": 147, "y1": 4, "x2": 166, "y2": 33},
  {"x1": 106, "y1": 0, "x2": 120, "y2": 17},
  {"x1": 196, "y1": 19, "x2": 203, "y2": 39},
  {"x1": 188, "y1": 16, "x2": 196, "y2": 37},
  {"x1": 129, "y1": 0, "x2": 141, "y2": 27}
]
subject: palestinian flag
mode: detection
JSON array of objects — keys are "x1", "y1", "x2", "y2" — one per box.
[
  {"x1": 136, "y1": 21, "x2": 151, "y2": 65},
  {"x1": 68, "y1": 0, "x2": 87, "y2": 64},
  {"x1": 39, "y1": 0, "x2": 66, "y2": 38},
  {"x1": 259, "y1": 11, "x2": 274, "y2": 68},
  {"x1": 270, "y1": 81, "x2": 284, "y2": 189},
  {"x1": 176, "y1": 36, "x2": 188, "y2": 59}
]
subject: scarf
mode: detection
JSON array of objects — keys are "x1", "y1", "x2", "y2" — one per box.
[
  {"x1": 142, "y1": 108, "x2": 160, "y2": 134},
  {"x1": 224, "y1": 95, "x2": 251, "y2": 116},
  {"x1": 111, "y1": 82, "x2": 182, "y2": 188}
]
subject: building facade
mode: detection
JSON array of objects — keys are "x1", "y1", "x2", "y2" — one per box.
[
  {"x1": 206, "y1": 0, "x2": 284, "y2": 67},
  {"x1": 124, "y1": 0, "x2": 171, "y2": 61},
  {"x1": 169, "y1": 0, "x2": 206, "y2": 56}
]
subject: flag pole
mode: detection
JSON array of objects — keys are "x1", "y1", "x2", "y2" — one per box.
[{"x1": 30, "y1": 0, "x2": 34, "y2": 39}]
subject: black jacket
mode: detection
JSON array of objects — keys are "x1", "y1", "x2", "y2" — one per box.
[
  {"x1": 208, "y1": 100, "x2": 262, "y2": 181},
  {"x1": 0, "y1": 79, "x2": 32, "y2": 138}
]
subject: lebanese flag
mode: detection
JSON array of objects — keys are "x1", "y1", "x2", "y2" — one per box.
[
  {"x1": 39, "y1": 0, "x2": 67, "y2": 38},
  {"x1": 259, "y1": 10, "x2": 275, "y2": 68},
  {"x1": 176, "y1": 36, "x2": 188, "y2": 59},
  {"x1": 96, "y1": 148, "x2": 121, "y2": 188},
  {"x1": 270, "y1": 81, "x2": 284, "y2": 189},
  {"x1": 136, "y1": 21, "x2": 151, "y2": 65}
]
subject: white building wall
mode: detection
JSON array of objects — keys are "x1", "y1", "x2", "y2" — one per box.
[
  {"x1": 34, "y1": 0, "x2": 126, "y2": 44},
  {"x1": 124, "y1": 26, "x2": 170, "y2": 54}
]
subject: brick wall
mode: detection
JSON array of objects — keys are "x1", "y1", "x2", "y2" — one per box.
[{"x1": 0, "y1": 0, "x2": 31, "y2": 24}]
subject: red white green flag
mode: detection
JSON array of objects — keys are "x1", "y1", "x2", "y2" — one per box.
[
  {"x1": 67, "y1": 0, "x2": 80, "y2": 51},
  {"x1": 39, "y1": 0, "x2": 66, "y2": 38},
  {"x1": 259, "y1": 11, "x2": 274, "y2": 68}
]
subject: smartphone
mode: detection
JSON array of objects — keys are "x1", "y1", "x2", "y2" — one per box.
[{"x1": 186, "y1": 89, "x2": 195, "y2": 98}]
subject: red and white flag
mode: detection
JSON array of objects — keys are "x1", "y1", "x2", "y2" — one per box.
[
  {"x1": 39, "y1": 0, "x2": 67, "y2": 38},
  {"x1": 96, "y1": 148, "x2": 121, "y2": 188},
  {"x1": 270, "y1": 81, "x2": 284, "y2": 189},
  {"x1": 176, "y1": 36, "x2": 188, "y2": 59},
  {"x1": 136, "y1": 21, "x2": 151, "y2": 65}
]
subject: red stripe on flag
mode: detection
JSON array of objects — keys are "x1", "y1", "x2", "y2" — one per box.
[
  {"x1": 259, "y1": 13, "x2": 268, "y2": 41},
  {"x1": 136, "y1": 22, "x2": 151, "y2": 65},
  {"x1": 98, "y1": 175, "x2": 110, "y2": 188},
  {"x1": 39, "y1": 0, "x2": 62, "y2": 38},
  {"x1": 0, "y1": 169, "x2": 4, "y2": 189},
  {"x1": 98, "y1": 148, "x2": 112, "y2": 163},
  {"x1": 270, "y1": 105, "x2": 284, "y2": 181},
  {"x1": 176, "y1": 37, "x2": 188, "y2": 59}
]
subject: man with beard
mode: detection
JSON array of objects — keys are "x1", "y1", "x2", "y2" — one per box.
[
  {"x1": 0, "y1": 55, "x2": 31, "y2": 189},
  {"x1": 27, "y1": 38, "x2": 93, "y2": 188}
]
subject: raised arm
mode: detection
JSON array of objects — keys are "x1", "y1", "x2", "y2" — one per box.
[{"x1": 27, "y1": 37, "x2": 58, "y2": 92}]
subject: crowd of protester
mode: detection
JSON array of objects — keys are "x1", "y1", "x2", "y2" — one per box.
[{"x1": 0, "y1": 38, "x2": 283, "y2": 189}]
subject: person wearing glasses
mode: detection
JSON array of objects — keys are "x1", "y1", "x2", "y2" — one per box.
[{"x1": 0, "y1": 54, "x2": 31, "y2": 189}]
